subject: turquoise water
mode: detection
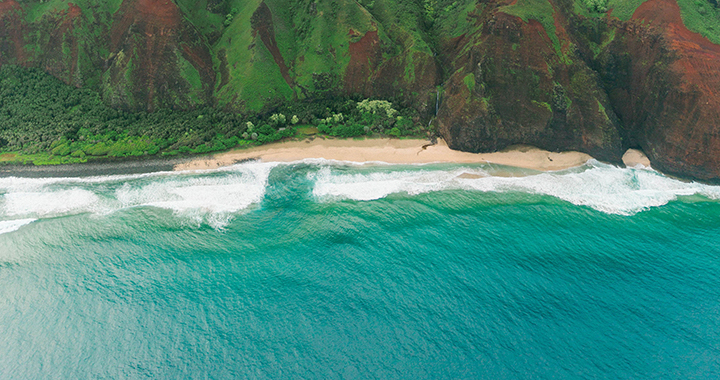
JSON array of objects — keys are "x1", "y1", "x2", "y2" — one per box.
[{"x1": 1, "y1": 160, "x2": 720, "y2": 378}]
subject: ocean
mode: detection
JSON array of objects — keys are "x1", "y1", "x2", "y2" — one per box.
[{"x1": 0, "y1": 159, "x2": 719, "y2": 378}]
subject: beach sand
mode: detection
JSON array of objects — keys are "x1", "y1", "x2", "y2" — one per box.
[
  {"x1": 622, "y1": 148, "x2": 651, "y2": 168},
  {"x1": 174, "y1": 138, "x2": 595, "y2": 172}
]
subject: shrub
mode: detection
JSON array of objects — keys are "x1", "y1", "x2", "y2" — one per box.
[
  {"x1": 357, "y1": 99, "x2": 398, "y2": 118},
  {"x1": 584, "y1": 0, "x2": 608, "y2": 12}
]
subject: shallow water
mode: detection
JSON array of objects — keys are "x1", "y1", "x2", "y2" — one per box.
[{"x1": 1, "y1": 160, "x2": 719, "y2": 378}]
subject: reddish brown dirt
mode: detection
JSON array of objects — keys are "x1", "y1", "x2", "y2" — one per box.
[
  {"x1": 66, "y1": 3, "x2": 81, "y2": 18},
  {"x1": 111, "y1": 0, "x2": 181, "y2": 50},
  {"x1": 0, "y1": 0, "x2": 19, "y2": 13},
  {"x1": 344, "y1": 30, "x2": 379, "y2": 95},
  {"x1": 0, "y1": 0, "x2": 27, "y2": 64},
  {"x1": 550, "y1": 2, "x2": 573, "y2": 58},
  {"x1": 633, "y1": 0, "x2": 720, "y2": 94},
  {"x1": 250, "y1": 2, "x2": 294, "y2": 89}
]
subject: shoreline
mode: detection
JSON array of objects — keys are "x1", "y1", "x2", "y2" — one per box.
[
  {"x1": 0, "y1": 156, "x2": 193, "y2": 178},
  {"x1": 0, "y1": 137, "x2": 651, "y2": 178},
  {"x1": 174, "y1": 137, "x2": 596, "y2": 172}
]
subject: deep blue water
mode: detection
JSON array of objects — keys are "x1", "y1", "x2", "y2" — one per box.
[{"x1": 1, "y1": 160, "x2": 719, "y2": 378}]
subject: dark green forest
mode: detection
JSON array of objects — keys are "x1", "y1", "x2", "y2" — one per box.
[{"x1": 0, "y1": 66, "x2": 425, "y2": 165}]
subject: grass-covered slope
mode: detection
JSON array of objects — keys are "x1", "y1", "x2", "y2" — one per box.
[
  {"x1": 1, "y1": 0, "x2": 216, "y2": 111},
  {"x1": 210, "y1": 0, "x2": 438, "y2": 113}
]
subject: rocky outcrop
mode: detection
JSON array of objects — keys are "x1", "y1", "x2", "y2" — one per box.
[
  {"x1": 591, "y1": 0, "x2": 720, "y2": 181},
  {"x1": 436, "y1": 5, "x2": 624, "y2": 163},
  {"x1": 0, "y1": 1, "x2": 27, "y2": 66},
  {"x1": 434, "y1": 0, "x2": 720, "y2": 181}
]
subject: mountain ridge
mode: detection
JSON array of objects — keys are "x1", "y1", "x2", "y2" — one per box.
[{"x1": 1, "y1": 0, "x2": 720, "y2": 181}]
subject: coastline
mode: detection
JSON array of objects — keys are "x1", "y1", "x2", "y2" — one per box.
[
  {"x1": 174, "y1": 138, "x2": 595, "y2": 172},
  {"x1": 0, "y1": 137, "x2": 651, "y2": 178}
]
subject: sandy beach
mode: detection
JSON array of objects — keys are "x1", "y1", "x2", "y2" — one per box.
[{"x1": 174, "y1": 138, "x2": 596, "y2": 172}]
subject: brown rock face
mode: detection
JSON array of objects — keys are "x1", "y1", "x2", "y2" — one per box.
[
  {"x1": 437, "y1": 6, "x2": 624, "y2": 163},
  {"x1": 597, "y1": 0, "x2": 720, "y2": 181},
  {"x1": 436, "y1": 0, "x2": 720, "y2": 181},
  {"x1": 344, "y1": 28, "x2": 439, "y2": 114}
]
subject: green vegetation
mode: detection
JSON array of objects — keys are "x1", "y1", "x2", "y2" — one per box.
[
  {"x1": 0, "y1": 66, "x2": 425, "y2": 165},
  {"x1": 677, "y1": 0, "x2": 720, "y2": 45},
  {"x1": 316, "y1": 99, "x2": 420, "y2": 138},
  {"x1": 571, "y1": 0, "x2": 720, "y2": 45},
  {"x1": 589, "y1": 29, "x2": 616, "y2": 58},
  {"x1": 432, "y1": 0, "x2": 483, "y2": 39},
  {"x1": 584, "y1": 0, "x2": 609, "y2": 13},
  {"x1": 23, "y1": 0, "x2": 123, "y2": 23},
  {"x1": 571, "y1": 0, "x2": 647, "y2": 20},
  {"x1": 605, "y1": 0, "x2": 649, "y2": 19},
  {"x1": 463, "y1": 73, "x2": 476, "y2": 92},
  {"x1": 175, "y1": 0, "x2": 226, "y2": 36},
  {"x1": 499, "y1": 0, "x2": 571, "y2": 64}
]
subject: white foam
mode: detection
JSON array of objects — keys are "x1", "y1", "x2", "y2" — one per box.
[
  {"x1": 1, "y1": 160, "x2": 718, "y2": 225},
  {"x1": 2, "y1": 188, "x2": 104, "y2": 217},
  {"x1": 0, "y1": 161, "x2": 277, "y2": 228},
  {"x1": 0, "y1": 218, "x2": 37, "y2": 235},
  {"x1": 310, "y1": 166, "x2": 482, "y2": 201},
  {"x1": 311, "y1": 160, "x2": 720, "y2": 215},
  {"x1": 115, "y1": 173, "x2": 267, "y2": 214}
]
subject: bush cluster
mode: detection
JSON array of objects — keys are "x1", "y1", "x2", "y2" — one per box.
[
  {"x1": 584, "y1": 0, "x2": 608, "y2": 12},
  {"x1": 316, "y1": 100, "x2": 419, "y2": 138}
]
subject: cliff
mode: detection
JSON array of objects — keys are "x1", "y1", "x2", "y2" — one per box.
[{"x1": 1, "y1": 0, "x2": 720, "y2": 181}]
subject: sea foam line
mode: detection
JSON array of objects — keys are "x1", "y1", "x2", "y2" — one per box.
[
  {"x1": 1, "y1": 160, "x2": 718, "y2": 224},
  {"x1": 311, "y1": 160, "x2": 720, "y2": 215}
]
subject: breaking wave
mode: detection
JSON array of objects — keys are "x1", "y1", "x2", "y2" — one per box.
[
  {"x1": 1, "y1": 158, "x2": 719, "y2": 235},
  {"x1": 0, "y1": 218, "x2": 37, "y2": 236},
  {"x1": 0, "y1": 162, "x2": 277, "y2": 230},
  {"x1": 311, "y1": 160, "x2": 720, "y2": 215}
]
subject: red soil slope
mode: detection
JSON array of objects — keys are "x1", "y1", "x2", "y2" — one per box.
[{"x1": 345, "y1": 30, "x2": 380, "y2": 95}]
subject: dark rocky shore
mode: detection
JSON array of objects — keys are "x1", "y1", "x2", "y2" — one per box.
[{"x1": 0, "y1": 157, "x2": 192, "y2": 178}]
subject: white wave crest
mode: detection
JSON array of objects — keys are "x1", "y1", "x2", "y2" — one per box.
[
  {"x1": 0, "y1": 162, "x2": 276, "y2": 228},
  {"x1": 115, "y1": 170, "x2": 270, "y2": 214},
  {"x1": 0, "y1": 218, "x2": 37, "y2": 235},
  {"x1": 311, "y1": 160, "x2": 720, "y2": 215},
  {"x1": 3, "y1": 188, "x2": 104, "y2": 217}
]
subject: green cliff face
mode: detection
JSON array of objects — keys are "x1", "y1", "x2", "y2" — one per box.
[
  {"x1": 1, "y1": 0, "x2": 720, "y2": 180},
  {"x1": 1, "y1": 0, "x2": 439, "y2": 113}
]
